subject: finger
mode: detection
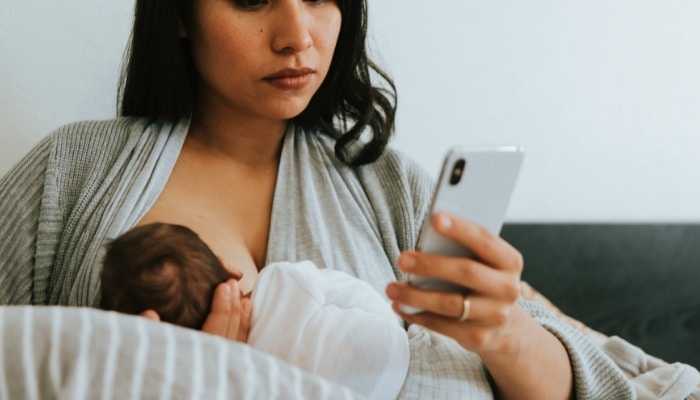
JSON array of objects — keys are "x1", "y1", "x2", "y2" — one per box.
[
  {"x1": 388, "y1": 281, "x2": 518, "y2": 325},
  {"x1": 388, "y1": 281, "x2": 487, "y2": 320},
  {"x1": 201, "y1": 280, "x2": 233, "y2": 336},
  {"x1": 392, "y1": 301, "x2": 480, "y2": 337},
  {"x1": 432, "y1": 212, "x2": 523, "y2": 272},
  {"x1": 237, "y1": 298, "x2": 252, "y2": 343},
  {"x1": 225, "y1": 280, "x2": 243, "y2": 339},
  {"x1": 389, "y1": 281, "x2": 464, "y2": 319},
  {"x1": 395, "y1": 302, "x2": 528, "y2": 353},
  {"x1": 398, "y1": 252, "x2": 520, "y2": 299},
  {"x1": 391, "y1": 299, "x2": 498, "y2": 335}
]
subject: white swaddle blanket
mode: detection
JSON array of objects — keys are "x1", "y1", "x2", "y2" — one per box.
[{"x1": 248, "y1": 261, "x2": 410, "y2": 399}]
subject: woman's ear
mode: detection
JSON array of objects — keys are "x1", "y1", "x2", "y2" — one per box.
[
  {"x1": 178, "y1": 18, "x2": 188, "y2": 38},
  {"x1": 140, "y1": 309, "x2": 161, "y2": 322}
]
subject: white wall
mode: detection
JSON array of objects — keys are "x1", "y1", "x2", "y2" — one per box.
[
  {"x1": 0, "y1": 0, "x2": 133, "y2": 169},
  {"x1": 2, "y1": 1, "x2": 699, "y2": 222}
]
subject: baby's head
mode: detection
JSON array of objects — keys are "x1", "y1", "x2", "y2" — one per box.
[{"x1": 100, "y1": 223, "x2": 229, "y2": 329}]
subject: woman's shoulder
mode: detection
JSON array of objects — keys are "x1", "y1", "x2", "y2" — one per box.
[
  {"x1": 45, "y1": 116, "x2": 184, "y2": 166},
  {"x1": 48, "y1": 116, "x2": 154, "y2": 145},
  {"x1": 304, "y1": 128, "x2": 433, "y2": 216},
  {"x1": 356, "y1": 146, "x2": 435, "y2": 213},
  {"x1": 371, "y1": 146, "x2": 432, "y2": 185},
  {"x1": 305, "y1": 127, "x2": 433, "y2": 192},
  {"x1": 2, "y1": 117, "x2": 154, "y2": 185}
]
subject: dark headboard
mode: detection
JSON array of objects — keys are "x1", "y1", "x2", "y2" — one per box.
[{"x1": 502, "y1": 224, "x2": 700, "y2": 369}]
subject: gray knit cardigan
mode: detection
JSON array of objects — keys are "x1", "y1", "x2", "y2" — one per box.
[{"x1": 0, "y1": 117, "x2": 634, "y2": 399}]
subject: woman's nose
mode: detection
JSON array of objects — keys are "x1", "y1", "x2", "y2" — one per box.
[{"x1": 271, "y1": 2, "x2": 313, "y2": 54}]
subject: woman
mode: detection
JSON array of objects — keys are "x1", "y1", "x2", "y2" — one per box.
[{"x1": 0, "y1": 0, "x2": 633, "y2": 398}]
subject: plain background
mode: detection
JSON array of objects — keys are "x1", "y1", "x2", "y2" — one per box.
[{"x1": 1, "y1": 1, "x2": 699, "y2": 222}]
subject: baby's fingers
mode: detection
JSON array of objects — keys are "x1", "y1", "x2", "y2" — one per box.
[
  {"x1": 202, "y1": 279, "x2": 240, "y2": 339},
  {"x1": 237, "y1": 298, "x2": 252, "y2": 343}
]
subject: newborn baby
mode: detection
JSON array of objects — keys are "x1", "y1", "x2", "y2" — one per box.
[{"x1": 100, "y1": 223, "x2": 409, "y2": 399}]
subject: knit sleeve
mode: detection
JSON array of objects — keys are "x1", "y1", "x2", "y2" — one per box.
[
  {"x1": 520, "y1": 299, "x2": 636, "y2": 399},
  {"x1": 0, "y1": 135, "x2": 55, "y2": 305}
]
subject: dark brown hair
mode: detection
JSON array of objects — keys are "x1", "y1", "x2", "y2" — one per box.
[
  {"x1": 100, "y1": 223, "x2": 229, "y2": 330},
  {"x1": 118, "y1": 0, "x2": 396, "y2": 166}
]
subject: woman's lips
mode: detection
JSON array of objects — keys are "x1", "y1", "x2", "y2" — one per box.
[{"x1": 264, "y1": 68, "x2": 315, "y2": 90}]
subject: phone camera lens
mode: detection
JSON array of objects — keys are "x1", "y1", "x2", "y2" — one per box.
[{"x1": 449, "y1": 159, "x2": 466, "y2": 185}]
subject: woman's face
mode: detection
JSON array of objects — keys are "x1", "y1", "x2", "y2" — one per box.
[{"x1": 186, "y1": 0, "x2": 342, "y2": 122}]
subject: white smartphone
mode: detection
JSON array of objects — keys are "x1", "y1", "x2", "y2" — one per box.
[{"x1": 401, "y1": 146, "x2": 524, "y2": 314}]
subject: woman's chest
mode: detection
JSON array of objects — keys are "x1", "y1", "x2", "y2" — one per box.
[{"x1": 136, "y1": 159, "x2": 278, "y2": 293}]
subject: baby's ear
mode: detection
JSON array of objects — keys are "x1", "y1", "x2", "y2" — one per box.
[{"x1": 140, "y1": 309, "x2": 161, "y2": 322}]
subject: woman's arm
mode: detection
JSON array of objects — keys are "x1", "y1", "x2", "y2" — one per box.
[
  {"x1": 387, "y1": 212, "x2": 573, "y2": 399},
  {"x1": 0, "y1": 136, "x2": 53, "y2": 305},
  {"x1": 478, "y1": 305, "x2": 573, "y2": 399}
]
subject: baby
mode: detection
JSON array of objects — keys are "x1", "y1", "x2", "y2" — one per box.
[{"x1": 100, "y1": 223, "x2": 409, "y2": 399}]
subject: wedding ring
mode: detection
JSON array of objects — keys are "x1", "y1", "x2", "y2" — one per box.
[{"x1": 457, "y1": 297, "x2": 471, "y2": 322}]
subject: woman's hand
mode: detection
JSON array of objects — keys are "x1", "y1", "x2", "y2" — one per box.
[
  {"x1": 201, "y1": 279, "x2": 252, "y2": 343},
  {"x1": 386, "y1": 212, "x2": 573, "y2": 399},
  {"x1": 387, "y1": 212, "x2": 524, "y2": 354}
]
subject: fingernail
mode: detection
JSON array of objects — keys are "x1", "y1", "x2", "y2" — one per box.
[
  {"x1": 386, "y1": 283, "x2": 399, "y2": 299},
  {"x1": 436, "y1": 213, "x2": 452, "y2": 231},
  {"x1": 221, "y1": 282, "x2": 231, "y2": 297},
  {"x1": 399, "y1": 254, "x2": 416, "y2": 271},
  {"x1": 230, "y1": 280, "x2": 240, "y2": 297}
]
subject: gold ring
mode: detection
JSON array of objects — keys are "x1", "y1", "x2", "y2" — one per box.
[{"x1": 458, "y1": 297, "x2": 471, "y2": 322}]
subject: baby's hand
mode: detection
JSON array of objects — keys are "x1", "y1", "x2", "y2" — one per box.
[{"x1": 202, "y1": 279, "x2": 252, "y2": 343}]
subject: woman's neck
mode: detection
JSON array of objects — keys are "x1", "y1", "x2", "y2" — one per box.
[{"x1": 188, "y1": 108, "x2": 288, "y2": 170}]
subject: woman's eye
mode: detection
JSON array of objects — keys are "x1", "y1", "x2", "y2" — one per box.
[
  {"x1": 232, "y1": 0, "x2": 268, "y2": 10},
  {"x1": 232, "y1": 0, "x2": 329, "y2": 10}
]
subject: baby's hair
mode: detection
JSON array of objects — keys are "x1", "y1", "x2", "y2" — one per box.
[{"x1": 100, "y1": 223, "x2": 229, "y2": 329}]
